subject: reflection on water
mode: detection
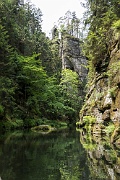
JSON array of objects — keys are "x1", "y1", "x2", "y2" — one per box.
[
  {"x1": 79, "y1": 129, "x2": 120, "y2": 180},
  {"x1": 0, "y1": 129, "x2": 89, "y2": 180},
  {"x1": 0, "y1": 129, "x2": 120, "y2": 180}
]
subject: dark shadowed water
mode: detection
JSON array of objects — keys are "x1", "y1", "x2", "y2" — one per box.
[{"x1": 0, "y1": 128, "x2": 120, "y2": 180}]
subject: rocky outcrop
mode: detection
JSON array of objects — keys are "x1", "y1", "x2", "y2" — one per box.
[
  {"x1": 60, "y1": 34, "x2": 87, "y2": 82},
  {"x1": 79, "y1": 29, "x2": 120, "y2": 144}
]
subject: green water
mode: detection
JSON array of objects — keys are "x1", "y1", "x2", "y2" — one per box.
[{"x1": 0, "y1": 129, "x2": 120, "y2": 180}]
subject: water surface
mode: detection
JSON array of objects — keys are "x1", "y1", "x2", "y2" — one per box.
[
  {"x1": 0, "y1": 129, "x2": 120, "y2": 180},
  {"x1": 0, "y1": 129, "x2": 89, "y2": 180}
]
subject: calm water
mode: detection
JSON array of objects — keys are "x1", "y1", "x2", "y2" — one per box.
[{"x1": 0, "y1": 128, "x2": 120, "y2": 180}]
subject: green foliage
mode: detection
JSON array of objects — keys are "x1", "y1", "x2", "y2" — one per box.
[
  {"x1": 0, "y1": 23, "x2": 16, "y2": 119},
  {"x1": 76, "y1": 121, "x2": 82, "y2": 127},
  {"x1": 49, "y1": 37, "x2": 62, "y2": 79},
  {"x1": 15, "y1": 55, "x2": 72, "y2": 121},
  {"x1": 82, "y1": 142, "x2": 96, "y2": 150},
  {"x1": 60, "y1": 69, "x2": 80, "y2": 104},
  {"x1": 60, "y1": 69, "x2": 81, "y2": 120},
  {"x1": 58, "y1": 10, "x2": 81, "y2": 38},
  {"x1": 83, "y1": 116, "x2": 96, "y2": 134},
  {"x1": 0, "y1": 0, "x2": 82, "y2": 129},
  {"x1": 0, "y1": 0, "x2": 43, "y2": 56},
  {"x1": 0, "y1": 105, "x2": 4, "y2": 115},
  {"x1": 82, "y1": 0, "x2": 120, "y2": 82},
  {"x1": 83, "y1": 116, "x2": 96, "y2": 125},
  {"x1": 109, "y1": 86, "x2": 118, "y2": 99},
  {"x1": 104, "y1": 123, "x2": 115, "y2": 136},
  {"x1": 105, "y1": 61, "x2": 120, "y2": 81},
  {"x1": 3, "y1": 119, "x2": 24, "y2": 130},
  {"x1": 11, "y1": 54, "x2": 47, "y2": 119},
  {"x1": 112, "y1": 20, "x2": 120, "y2": 30}
]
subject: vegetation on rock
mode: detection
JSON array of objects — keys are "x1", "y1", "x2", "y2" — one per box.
[{"x1": 79, "y1": 0, "x2": 120, "y2": 144}]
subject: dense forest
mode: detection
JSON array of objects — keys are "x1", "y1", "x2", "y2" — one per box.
[
  {"x1": 0, "y1": 0, "x2": 120, "y2": 132},
  {"x1": 0, "y1": 0, "x2": 82, "y2": 130}
]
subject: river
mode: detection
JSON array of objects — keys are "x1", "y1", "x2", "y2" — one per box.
[{"x1": 0, "y1": 128, "x2": 120, "y2": 180}]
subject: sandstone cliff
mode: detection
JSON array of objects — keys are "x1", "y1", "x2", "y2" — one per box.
[
  {"x1": 79, "y1": 29, "x2": 120, "y2": 144},
  {"x1": 60, "y1": 34, "x2": 87, "y2": 82}
]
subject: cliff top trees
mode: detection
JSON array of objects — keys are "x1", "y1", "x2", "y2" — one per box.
[
  {"x1": 82, "y1": 0, "x2": 120, "y2": 82},
  {"x1": 58, "y1": 10, "x2": 81, "y2": 38}
]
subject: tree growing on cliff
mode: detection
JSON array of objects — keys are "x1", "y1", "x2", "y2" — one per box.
[{"x1": 58, "y1": 11, "x2": 81, "y2": 38}]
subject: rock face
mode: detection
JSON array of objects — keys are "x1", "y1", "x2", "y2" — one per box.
[
  {"x1": 80, "y1": 29, "x2": 120, "y2": 144},
  {"x1": 60, "y1": 34, "x2": 87, "y2": 82}
]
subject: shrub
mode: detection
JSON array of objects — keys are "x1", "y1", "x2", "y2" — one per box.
[
  {"x1": 104, "y1": 123, "x2": 115, "y2": 135},
  {"x1": 83, "y1": 116, "x2": 96, "y2": 125},
  {"x1": 112, "y1": 20, "x2": 120, "y2": 30}
]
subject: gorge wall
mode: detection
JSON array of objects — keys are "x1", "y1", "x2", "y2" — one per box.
[{"x1": 79, "y1": 29, "x2": 120, "y2": 145}]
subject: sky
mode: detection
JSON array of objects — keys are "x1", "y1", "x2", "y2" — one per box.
[{"x1": 30, "y1": 0, "x2": 85, "y2": 36}]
